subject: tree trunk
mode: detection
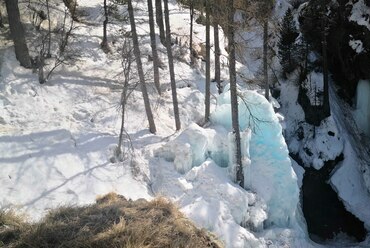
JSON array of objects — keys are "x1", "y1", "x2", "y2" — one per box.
[
  {"x1": 128, "y1": 0, "x2": 157, "y2": 134},
  {"x1": 189, "y1": 1, "x2": 194, "y2": 65},
  {"x1": 213, "y1": 5, "x2": 221, "y2": 94},
  {"x1": 155, "y1": 0, "x2": 165, "y2": 45},
  {"x1": 117, "y1": 40, "x2": 132, "y2": 158},
  {"x1": 205, "y1": 0, "x2": 211, "y2": 122},
  {"x1": 263, "y1": 19, "x2": 269, "y2": 100},
  {"x1": 5, "y1": 0, "x2": 32, "y2": 68},
  {"x1": 0, "y1": 9, "x2": 4, "y2": 28},
  {"x1": 63, "y1": 0, "x2": 78, "y2": 21},
  {"x1": 322, "y1": 16, "x2": 330, "y2": 118},
  {"x1": 38, "y1": 55, "x2": 46, "y2": 84},
  {"x1": 46, "y1": 0, "x2": 52, "y2": 58},
  {"x1": 101, "y1": 0, "x2": 109, "y2": 52},
  {"x1": 228, "y1": 0, "x2": 244, "y2": 188},
  {"x1": 147, "y1": 0, "x2": 161, "y2": 95},
  {"x1": 164, "y1": 0, "x2": 181, "y2": 131}
]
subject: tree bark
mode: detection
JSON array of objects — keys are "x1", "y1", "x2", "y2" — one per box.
[
  {"x1": 46, "y1": 0, "x2": 52, "y2": 58},
  {"x1": 155, "y1": 0, "x2": 165, "y2": 45},
  {"x1": 101, "y1": 0, "x2": 109, "y2": 52},
  {"x1": 128, "y1": 0, "x2": 157, "y2": 134},
  {"x1": 213, "y1": 5, "x2": 221, "y2": 94},
  {"x1": 147, "y1": 0, "x2": 161, "y2": 95},
  {"x1": 164, "y1": 0, "x2": 181, "y2": 131},
  {"x1": 0, "y1": 9, "x2": 4, "y2": 28},
  {"x1": 117, "y1": 49, "x2": 131, "y2": 157},
  {"x1": 38, "y1": 55, "x2": 45, "y2": 84},
  {"x1": 205, "y1": 0, "x2": 211, "y2": 122},
  {"x1": 321, "y1": 16, "x2": 330, "y2": 118},
  {"x1": 228, "y1": 0, "x2": 243, "y2": 188},
  {"x1": 63, "y1": 0, "x2": 78, "y2": 21},
  {"x1": 189, "y1": 1, "x2": 194, "y2": 65},
  {"x1": 263, "y1": 19, "x2": 269, "y2": 100},
  {"x1": 5, "y1": 0, "x2": 32, "y2": 68}
]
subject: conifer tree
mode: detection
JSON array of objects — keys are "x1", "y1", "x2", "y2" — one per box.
[{"x1": 278, "y1": 8, "x2": 299, "y2": 77}]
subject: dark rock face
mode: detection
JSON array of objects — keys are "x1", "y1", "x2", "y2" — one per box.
[
  {"x1": 301, "y1": 154, "x2": 368, "y2": 242},
  {"x1": 299, "y1": 0, "x2": 370, "y2": 101},
  {"x1": 298, "y1": 84, "x2": 329, "y2": 126}
]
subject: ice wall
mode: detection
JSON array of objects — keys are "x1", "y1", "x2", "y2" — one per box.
[
  {"x1": 155, "y1": 87, "x2": 300, "y2": 228},
  {"x1": 211, "y1": 88, "x2": 299, "y2": 228}
]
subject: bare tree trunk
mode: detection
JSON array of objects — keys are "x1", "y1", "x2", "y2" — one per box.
[
  {"x1": 46, "y1": 0, "x2": 52, "y2": 58},
  {"x1": 228, "y1": 0, "x2": 243, "y2": 188},
  {"x1": 164, "y1": 0, "x2": 181, "y2": 131},
  {"x1": 189, "y1": 1, "x2": 194, "y2": 65},
  {"x1": 117, "y1": 41, "x2": 132, "y2": 157},
  {"x1": 205, "y1": 0, "x2": 211, "y2": 122},
  {"x1": 263, "y1": 19, "x2": 269, "y2": 100},
  {"x1": 5, "y1": 0, "x2": 32, "y2": 68},
  {"x1": 101, "y1": 0, "x2": 110, "y2": 52},
  {"x1": 128, "y1": 0, "x2": 157, "y2": 134},
  {"x1": 155, "y1": 0, "x2": 165, "y2": 45},
  {"x1": 38, "y1": 55, "x2": 46, "y2": 84},
  {"x1": 0, "y1": 9, "x2": 4, "y2": 28},
  {"x1": 147, "y1": 0, "x2": 161, "y2": 95},
  {"x1": 322, "y1": 16, "x2": 330, "y2": 118},
  {"x1": 213, "y1": 5, "x2": 221, "y2": 94},
  {"x1": 63, "y1": 0, "x2": 78, "y2": 21}
]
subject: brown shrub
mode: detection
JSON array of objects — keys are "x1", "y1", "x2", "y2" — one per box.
[{"x1": 0, "y1": 193, "x2": 223, "y2": 248}]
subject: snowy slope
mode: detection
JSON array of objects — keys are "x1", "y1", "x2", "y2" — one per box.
[{"x1": 0, "y1": 0, "x2": 335, "y2": 247}]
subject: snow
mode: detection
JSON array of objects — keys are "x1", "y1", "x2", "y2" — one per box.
[
  {"x1": 349, "y1": 0, "x2": 370, "y2": 31},
  {"x1": 154, "y1": 123, "x2": 209, "y2": 174},
  {"x1": 151, "y1": 159, "x2": 267, "y2": 247},
  {"x1": 331, "y1": 141, "x2": 370, "y2": 229},
  {"x1": 302, "y1": 71, "x2": 324, "y2": 106},
  {"x1": 1, "y1": 0, "x2": 369, "y2": 247},
  {"x1": 279, "y1": 77, "x2": 344, "y2": 170},
  {"x1": 349, "y1": 39, "x2": 364, "y2": 54},
  {"x1": 278, "y1": 51, "x2": 370, "y2": 246}
]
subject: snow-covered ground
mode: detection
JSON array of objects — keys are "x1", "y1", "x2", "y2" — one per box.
[{"x1": 1, "y1": 0, "x2": 369, "y2": 247}]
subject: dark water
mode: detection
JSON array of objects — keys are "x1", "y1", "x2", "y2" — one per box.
[{"x1": 300, "y1": 155, "x2": 367, "y2": 243}]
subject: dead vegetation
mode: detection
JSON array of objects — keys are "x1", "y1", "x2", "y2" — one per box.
[{"x1": 0, "y1": 193, "x2": 222, "y2": 248}]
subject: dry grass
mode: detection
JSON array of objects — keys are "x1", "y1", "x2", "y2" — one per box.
[{"x1": 0, "y1": 193, "x2": 223, "y2": 248}]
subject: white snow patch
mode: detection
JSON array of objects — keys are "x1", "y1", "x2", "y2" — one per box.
[
  {"x1": 349, "y1": 0, "x2": 370, "y2": 31},
  {"x1": 349, "y1": 39, "x2": 364, "y2": 54}
]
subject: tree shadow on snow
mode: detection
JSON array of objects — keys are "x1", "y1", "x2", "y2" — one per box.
[{"x1": 0, "y1": 128, "x2": 125, "y2": 212}]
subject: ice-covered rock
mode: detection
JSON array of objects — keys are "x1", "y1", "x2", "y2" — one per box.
[{"x1": 154, "y1": 123, "x2": 208, "y2": 174}]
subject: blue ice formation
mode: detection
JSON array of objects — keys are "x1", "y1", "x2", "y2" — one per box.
[{"x1": 211, "y1": 87, "x2": 299, "y2": 228}]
